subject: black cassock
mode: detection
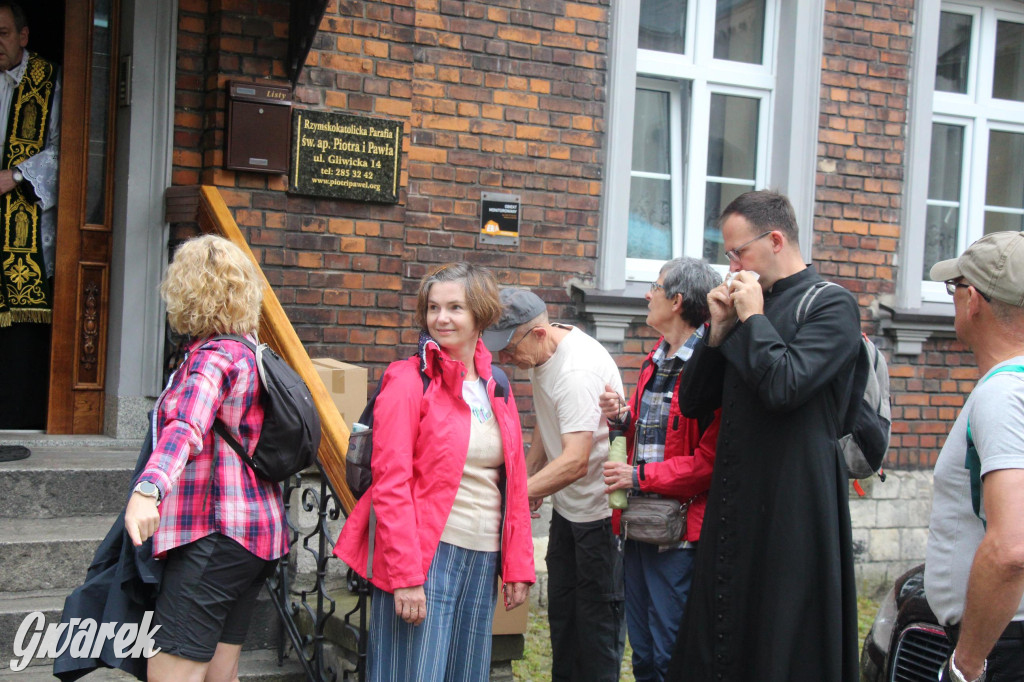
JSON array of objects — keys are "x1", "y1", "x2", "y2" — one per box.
[{"x1": 668, "y1": 267, "x2": 861, "y2": 682}]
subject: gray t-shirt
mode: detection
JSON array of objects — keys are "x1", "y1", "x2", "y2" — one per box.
[
  {"x1": 530, "y1": 326, "x2": 624, "y2": 523},
  {"x1": 925, "y1": 357, "x2": 1024, "y2": 625}
]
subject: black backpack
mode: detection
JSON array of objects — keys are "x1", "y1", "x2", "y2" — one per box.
[
  {"x1": 211, "y1": 335, "x2": 321, "y2": 482},
  {"x1": 796, "y1": 282, "x2": 891, "y2": 482},
  {"x1": 346, "y1": 362, "x2": 511, "y2": 499}
]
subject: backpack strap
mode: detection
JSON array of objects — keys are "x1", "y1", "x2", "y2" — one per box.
[
  {"x1": 965, "y1": 364, "x2": 1024, "y2": 526},
  {"x1": 795, "y1": 281, "x2": 839, "y2": 325},
  {"x1": 491, "y1": 365, "x2": 511, "y2": 404},
  {"x1": 189, "y1": 335, "x2": 261, "y2": 506}
]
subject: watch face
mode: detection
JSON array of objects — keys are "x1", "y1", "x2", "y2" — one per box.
[{"x1": 137, "y1": 482, "x2": 157, "y2": 495}]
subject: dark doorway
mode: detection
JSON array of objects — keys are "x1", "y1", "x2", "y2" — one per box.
[{"x1": 23, "y1": 0, "x2": 64, "y2": 67}]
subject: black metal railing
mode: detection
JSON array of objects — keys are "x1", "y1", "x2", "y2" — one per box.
[{"x1": 265, "y1": 464, "x2": 368, "y2": 682}]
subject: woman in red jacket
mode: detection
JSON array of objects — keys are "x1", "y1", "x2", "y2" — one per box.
[
  {"x1": 599, "y1": 257, "x2": 721, "y2": 682},
  {"x1": 335, "y1": 262, "x2": 535, "y2": 682}
]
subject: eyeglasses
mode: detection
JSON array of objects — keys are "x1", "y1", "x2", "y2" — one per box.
[
  {"x1": 725, "y1": 231, "x2": 772, "y2": 262},
  {"x1": 945, "y1": 279, "x2": 991, "y2": 302},
  {"x1": 649, "y1": 281, "x2": 665, "y2": 293},
  {"x1": 507, "y1": 326, "x2": 541, "y2": 354}
]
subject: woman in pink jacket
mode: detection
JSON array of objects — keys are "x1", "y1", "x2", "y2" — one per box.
[{"x1": 335, "y1": 262, "x2": 535, "y2": 682}]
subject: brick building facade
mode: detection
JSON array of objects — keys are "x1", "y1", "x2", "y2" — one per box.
[{"x1": 154, "y1": 0, "x2": 1024, "y2": 589}]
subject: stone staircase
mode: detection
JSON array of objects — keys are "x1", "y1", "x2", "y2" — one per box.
[{"x1": 0, "y1": 438, "x2": 304, "y2": 681}]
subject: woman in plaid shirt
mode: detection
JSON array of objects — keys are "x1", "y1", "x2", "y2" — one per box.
[{"x1": 124, "y1": 235, "x2": 286, "y2": 682}]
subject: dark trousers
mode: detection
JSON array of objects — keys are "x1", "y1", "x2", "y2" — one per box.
[
  {"x1": 946, "y1": 621, "x2": 1024, "y2": 681},
  {"x1": 0, "y1": 322, "x2": 50, "y2": 429},
  {"x1": 547, "y1": 509, "x2": 625, "y2": 682},
  {"x1": 624, "y1": 540, "x2": 696, "y2": 682}
]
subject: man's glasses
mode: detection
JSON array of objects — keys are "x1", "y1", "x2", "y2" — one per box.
[
  {"x1": 725, "y1": 231, "x2": 772, "y2": 263},
  {"x1": 945, "y1": 278, "x2": 991, "y2": 302},
  {"x1": 649, "y1": 281, "x2": 664, "y2": 293},
  {"x1": 507, "y1": 326, "x2": 541, "y2": 354}
]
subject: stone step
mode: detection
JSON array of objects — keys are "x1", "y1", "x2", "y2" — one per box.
[
  {"x1": 0, "y1": 516, "x2": 116, "y2": 592},
  {"x1": 0, "y1": 648, "x2": 305, "y2": 680},
  {"x1": 0, "y1": 446, "x2": 138, "y2": 519}
]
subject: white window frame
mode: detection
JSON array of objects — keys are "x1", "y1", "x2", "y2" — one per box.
[
  {"x1": 902, "y1": 0, "x2": 1024, "y2": 306},
  {"x1": 597, "y1": 0, "x2": 825, "y2": 294}
]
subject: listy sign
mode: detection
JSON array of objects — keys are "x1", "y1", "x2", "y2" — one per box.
[{"x1": 291, "y1": 110, "x2": 403, "y2": 203}]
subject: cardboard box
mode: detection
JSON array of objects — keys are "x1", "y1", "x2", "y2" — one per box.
[
  {"x1": 311, "y1": 358, "x2": 368, "y2": 429},
  {"x1": 491, "y1": 588, "x2": 529, "y2": 635}
]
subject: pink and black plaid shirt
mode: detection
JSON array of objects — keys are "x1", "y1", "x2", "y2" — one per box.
[{"x1": 138, "y1": 336, "x2": 288, "y2": 561}]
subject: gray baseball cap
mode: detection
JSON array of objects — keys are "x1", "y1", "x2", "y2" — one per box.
[
  {"x1": 482, "y1": 288, "x2": 547, "y2": 352},
  {"x1": 930, "y1": 231, "x2": 1024, "y2": 307}
]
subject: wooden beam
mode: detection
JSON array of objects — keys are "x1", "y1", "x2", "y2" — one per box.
[{"x1": 197, "y1": 185, "x2": 355, "y2": 513}]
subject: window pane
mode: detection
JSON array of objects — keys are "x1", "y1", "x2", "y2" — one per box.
[
  {"x1": 986, "y1": 130, "x2": 1024, "y2": 209},
  {"x1": 714, "y1": 0, "x2": 766, "y2": 64},
  {"x1": 923, "y1": 204, "x2": 960, "y2": 278},
  {"x1": 628, "y1": 177, "x2": 673, "y2": 260},
  {"x1": 993, "y1": 20, "x2": 1024, "y2": 102},
  {"x1": 639, "y1": 0, "x2": 687, "y2": 54},
  {"x1": 928, "y1": 123, "x2": 964, "y2": 201},
  {"x1": 936, "y1": 12, "x2": 972, "y2": 94},
  {"x1": 86, "y1": 0, "x2": 113, "y2": 225},
  {"x1": 707, "y1": 94, "x2": 759, "y2": 180},
  {"x1": 632, "y1": 89, "x2": 670, "y2": 173},
  {"x1": 703, "y1": 182, "x2": 748, "y2": 264},
  {"x1": 984, "y1": 211, "x2": 1024, "y2": 233}
]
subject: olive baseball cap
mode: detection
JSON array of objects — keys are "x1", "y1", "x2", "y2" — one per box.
[
  {"x1": 930, "y1": 231, "x2": 1024, "y2": 307},
  {"x1": 482, "y1": 288, "x2": 547, "y2": 352}
]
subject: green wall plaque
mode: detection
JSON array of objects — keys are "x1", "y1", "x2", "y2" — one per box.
[{"x1": 290, "y1": 110, "x2": 403, "y2": 203}]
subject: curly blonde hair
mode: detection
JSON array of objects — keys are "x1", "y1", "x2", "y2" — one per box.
[{"x1": 161, "y1": 235, "x2": 264, "y2": 337}]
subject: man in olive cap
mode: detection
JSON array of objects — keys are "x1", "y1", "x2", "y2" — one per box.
[
  {"x1": 925, "y1": 231, "x2": 1024, "y2": 682},
  {"x1": 484, "y1": 288, "x2": 626, "y2": 682}
]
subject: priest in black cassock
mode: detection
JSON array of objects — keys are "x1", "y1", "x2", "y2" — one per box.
[{"x1": 668, "y1": 190, "x2": 861, "y2": 682}]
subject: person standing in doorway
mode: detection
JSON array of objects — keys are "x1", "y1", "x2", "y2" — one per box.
[{"x1": 0, "y1": 0, "x2": 61, "y2": 436}]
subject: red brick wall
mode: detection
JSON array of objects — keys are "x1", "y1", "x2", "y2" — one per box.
[
  {"x1": 173, "y1": 0, "x2": 610, "y2": 425},
  {"x1": 172, "y1": 0, "x2": 962, "y2": 469}
]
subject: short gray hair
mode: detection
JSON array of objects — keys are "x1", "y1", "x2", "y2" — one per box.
[{"x1": 660, "y1": 257, "x2": 722, "y2": 328}]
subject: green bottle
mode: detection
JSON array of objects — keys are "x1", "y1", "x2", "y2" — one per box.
[{"x1": 607, "y1": 430, "x2": 628, "y2": 510}]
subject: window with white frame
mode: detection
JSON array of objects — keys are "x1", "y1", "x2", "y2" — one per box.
[
  {"x1": 625, "y1": 0, "x2": 777, "y2": 281},
  {"x1": 922, "y1": 1, "x2": 1024, "y2": 301}
]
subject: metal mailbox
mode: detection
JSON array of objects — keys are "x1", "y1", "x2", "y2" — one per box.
[{"x1": 225, "y1": 81, "x2": 292, "y2": 173}]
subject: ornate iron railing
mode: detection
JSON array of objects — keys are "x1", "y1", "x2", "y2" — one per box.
[{"x1": 265, "y1": 465, "x2": 368, "y2": 682}]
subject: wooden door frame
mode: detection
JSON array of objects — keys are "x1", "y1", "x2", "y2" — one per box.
[{"x1": 47, "y1": 0, "x2": 117, "y2": 433}]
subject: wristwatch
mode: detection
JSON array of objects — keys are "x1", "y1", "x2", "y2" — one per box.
[
  {"x1": 133, "y1": 481, "x2": 161, "y2": 505},
  {"x1": 11, "y1": 168, "x2": 22, "y2": 184},
  {"x1": 942, "y1": 652, "x2": 987, "y2": 682}
]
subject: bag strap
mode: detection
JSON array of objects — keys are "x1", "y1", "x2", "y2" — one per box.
[
  {"x1": 795, "y1": 280, "x2": 838, "y2": 325},
  {"x1": 965, "y1": 364, "x2": 1024, "y2": 525},
  {"x1": 491, "y1": 365, "x2": 511, "y2": 403},
  {"x1": 795, "y1": 280, "x2": 861, "y2": 435}
]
